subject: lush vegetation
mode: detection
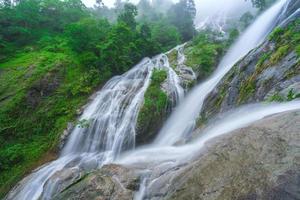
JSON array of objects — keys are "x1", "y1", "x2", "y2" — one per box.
[
  {"x1": 184, "y1": 29, "x2": 237, "y2": 79},
  {"x1": 0, "y1": 0, "x2": 197, "y2": 196},
  {"x1": 136, "y1": 69, "x2": 169, "y2": 144},
  {"x1": 238, "y1": 19, "x2": 300, "y2": 104}
]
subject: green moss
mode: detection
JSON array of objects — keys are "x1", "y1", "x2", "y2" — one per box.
[
  {"x1": 270, "y1": 45, "x2": 289, "y2": 64},
  {"x1": 255, "y1": 53, "x2": 271, "y2": 73},
  {"x1": 287, "y1": 88, "x2": 300, "y2": 101},
  {"x1": 269, "y1": 27, "x2": 284, "y2": 41},
  {"x1": 184, "y1": 31, "x2": 227, "y2": 77},
  {"x1": 267, "y1": 89, "x2": 300, "y2": 102},
  {"x1": 238, "y1": 76, "x2": 256, "y2": 104},
  {"x1": 296, "y1": 45, "x2": 300, "y2": 57},
  {"x1": 267, "y1": 92, "x2": 285, "y2": 102}
]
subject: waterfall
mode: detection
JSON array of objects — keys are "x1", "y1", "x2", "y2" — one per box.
[
  {"x1": 5, "y1": 52, "x2": 184, "y2": 200},
  {"x1": 5, "y1": 0, "x2": 295, "y2": 199},
  {"x1": 153, "y1": 0, "x2": 289, "y2": 146},
  {"x1": 116, "y1": 1, "x2": 293, "y2": 199}
]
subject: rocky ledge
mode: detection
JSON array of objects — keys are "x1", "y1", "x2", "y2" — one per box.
[{"x1": 166, "y1": 111, "x2": 300, "y2": 200}]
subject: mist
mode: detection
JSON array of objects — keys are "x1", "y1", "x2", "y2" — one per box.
[{"x1": 83, "y1": 0, "x2": 256, "y2": 28}]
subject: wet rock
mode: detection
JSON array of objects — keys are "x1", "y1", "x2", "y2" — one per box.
[
  {"x1": 200, "y1": 15, "x2": 300, "y2": 123},
  {"x1": 143, "y1": 111, "x2": 300, "y2": 200},
  {"x1": 40, "y1": 167, "x2": 84, "y2": 199},
  {"x1": 59, "y1": 122, "x2": 74, "y2": 150},
  {"x1": 53, "y1": 164, "x2": 140, "y2": 200}
]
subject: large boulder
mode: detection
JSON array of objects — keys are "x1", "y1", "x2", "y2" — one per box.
[
  {"x1": 142, "y1": 111, "x2": 300, "y2": 200},
  {"x1": 53, "y1": 164, "x2": 140, "y2": 200}
]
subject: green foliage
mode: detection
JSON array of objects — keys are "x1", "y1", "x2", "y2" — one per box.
[
  {"x1": 255, "y1": 53, "x2": 271, "y2": 73},
  {"x1": 167, "y1": 0, "x2": 196, "y2": 41},
  {"x1": 117, "y1": 3, "x2": 138, "y2": 30},
  {"x1": 287, "y1": 89, "x2": 300, "y2": 101},
  {"x1": 150, "y1": 20, "x2": 181, "y2": 51},
  {"x1": 184, "y1": 30, "x2": 228, "y2": 77},
  {"x1": 64, "y1": 18, "x2": 110, "y2": 53},
  {"x1": 0, "y1": 0, "x2": 88, "y2": 54},
  {"x1": 0, "y1": 49, "x2": 103, "y2": 196},
  {"x1": 228, "y1": 28, "x2": 240, "y2": 45},
  {"x1": 269, "y1": 27, "x2": 284, "y2": 41},
  {"x1": 267, "y1": 89, "x2": 300, "y2": 102}
]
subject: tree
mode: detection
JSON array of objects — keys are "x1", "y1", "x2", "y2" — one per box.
[
  {"x1": 117, "y1": 3, "x2": 138, "y2": 30},
  {"x1": 247, "y1": 0, "x2": 276, "y2": 11},
  {"x1": 65, "y1": 18, "x2": 110, "y2": 53},
  {"x1": 99, "y1": 22, "x2": 138, "y2": 74},
  {"x1": 167, "y1": 0, "x2": 196, "y2": 41},
  {"x1": 137, "y1": 0, "x2": 151, "y2": 18},
  {"x1": 151, "y1": 20, "x2": 181, "y2": 51},
  {"x1": 239, "y1": 12, "x2": 254, "y2": 30}
]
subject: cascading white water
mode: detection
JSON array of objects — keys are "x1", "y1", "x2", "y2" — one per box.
[
  {"x1": 5, "y1": 52, "x2": 184, "y2": 200},
  {"x1": 119, "y1": 101, "x2": 300, "y2": 166},
  {"x1": 154, "y1": 0, "x2": 289, "y2": 146}
]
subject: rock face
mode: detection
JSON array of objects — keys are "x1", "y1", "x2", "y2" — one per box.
[
  {"x1": 199, "y1": 12, "x2": 300, "y2": 125},
  {"x1": 160, "y1": 111, "x2": 300, "y2": 200},
  {"x1": 53, "y1": 164, "x2": 140, "y2": 200}
]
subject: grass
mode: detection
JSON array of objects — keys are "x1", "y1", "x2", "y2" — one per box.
[
  {"x1": 238, "y1": 76, "x2": 256, "y2": 104},
  {"x1": 270, "y1": 45, "x2": 289, "y2": 64}
]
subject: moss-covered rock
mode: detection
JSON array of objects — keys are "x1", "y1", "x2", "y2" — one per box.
[
  {"x1": 184, "y1": 31, "x2": 228, "y2": 80},
  {"x1": 200, "y1": 17, "x2": 300, "y2": 124},
  {"x1": 136, "y1": 69, "x2": 170, "y2": 144}
]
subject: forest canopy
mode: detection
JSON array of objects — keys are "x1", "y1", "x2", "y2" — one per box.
[{"x1": 0, "y1": 0, "x2": 197, "y2": 74}]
